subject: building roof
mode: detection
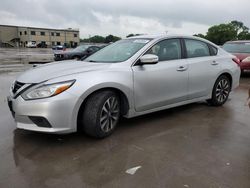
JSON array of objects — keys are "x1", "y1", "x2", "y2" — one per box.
[{"x1": 0, "y1": 24, "x2": 79, "y2": 32}]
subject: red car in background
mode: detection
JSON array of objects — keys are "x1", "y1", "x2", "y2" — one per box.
[{"x1": 223, "y1": 40, "x2": 250, "y2": 74}]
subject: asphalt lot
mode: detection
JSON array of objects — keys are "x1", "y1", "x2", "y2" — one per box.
[
  {"x1": 0, "y1": 69, "x2": 250, "y2": 188},
  {"x1": 0, "y1": 48, "x2": 54, "y2": 65}
]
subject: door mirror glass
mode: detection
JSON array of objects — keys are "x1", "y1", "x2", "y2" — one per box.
[{"x1": 139, "y1": 54, "x2": 159, "y2": 65}]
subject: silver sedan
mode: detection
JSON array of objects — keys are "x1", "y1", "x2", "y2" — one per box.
[{"x1": 7, "y1": 35, "x2": 240, "y2": 138}]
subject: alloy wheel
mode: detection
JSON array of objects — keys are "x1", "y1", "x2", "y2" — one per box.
[
  {"x1": 215, "y1": 79, "x2": 230, "y2": 103},
  {"x1": 100, "y1": 96, "x2": 119, "y2": 133}
]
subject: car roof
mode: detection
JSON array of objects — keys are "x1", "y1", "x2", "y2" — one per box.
[
  {"x1": 226, "y1": 40, "x2": 250, "y2": 44},
  {"x1": 127, "y1": 34, "x2": 217, "y2": 47},
  {"x1": 128, "y1": 34, "x2": 201, "y2": 40}
]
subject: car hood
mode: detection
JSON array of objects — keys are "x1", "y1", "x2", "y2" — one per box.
[
  {"x1": 17, "y1": 61, "x2": 111, "y2": 83},
  {"x1": 232, "y1": 53, "x2": 250, "y2": 61}
]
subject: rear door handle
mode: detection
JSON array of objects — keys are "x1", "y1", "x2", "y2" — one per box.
[
  {"x1": 177, "y1": 65, "x2": 188, "y2": 72},
  {"x1": 211, "y1": 60, "x2": 218, "y2": 65}
]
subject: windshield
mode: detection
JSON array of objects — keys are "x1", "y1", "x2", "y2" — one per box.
[
  {"x1": 223, "y1": 43, "x2": 250, "y2": 53},
  {"x1": 85, "y1": 38, "x2": 151, "y2": 63},
  {"x1": 73, "y1": 45, "x2": 89, "y2": 52}
]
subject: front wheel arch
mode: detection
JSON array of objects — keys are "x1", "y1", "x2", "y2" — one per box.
[{"x1": 77, "y1": 87, "x2": 130, "y2": 132}]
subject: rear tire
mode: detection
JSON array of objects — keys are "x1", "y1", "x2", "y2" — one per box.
[
  {"x1": 241, "y1": 69, "x2": 244, "y2": 76},
  {"x1": 82, "y1": 90, "x2": 120, "y2": 138},
  {"x1": 207, "y1": 75, "x2": 231, "y2": 106}
]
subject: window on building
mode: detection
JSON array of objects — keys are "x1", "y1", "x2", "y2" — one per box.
[
  {"x1": 56, "y1": 33, "x2": 60, "y2": 36},
  {"x1": 51, "y1": 32, "x2": 54, "y2": 36},
  {"x1": 74, "y1": 33, "x2": 77, "y2": 37},
  {"x1": 24, "y1": 31, "x2": 27, "y2": 35},
  {"x1": 52, "y1": 42, "x2": 55, "y2": 46},
  {"x1": 57, "y1": 42, "x2": 61, "y2": 45},
  {"x1": 20, "y1": 31, "x2": 22, "y2": 35},
  {"x1": 31, "y1": 31, "x2": 36, "y2": 35},
  {"x1": 40, "y1": 32, "x2": 45, "y2": 36}
]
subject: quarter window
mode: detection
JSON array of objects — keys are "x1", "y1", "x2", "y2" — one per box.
[
  {"x1": 209, "y1": 45, "x2": 218, "y2": 56},
  {"x1": 185, "y1": 39, "x2": 210, "y2": 58},
  {"x1": 146, "y1": 39, "x2": 182, "y2": 61}
]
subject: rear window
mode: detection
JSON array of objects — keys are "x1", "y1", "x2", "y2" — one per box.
[
  {"x1": 223, "y1": 42, "x2": 250, "y2": 53},
  {"x1": 184, "y1": 39, "x2": 210, "y2": 58}
]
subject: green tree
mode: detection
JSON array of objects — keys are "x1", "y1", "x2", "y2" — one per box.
[
  {"x1": 126, "y1": 33, "x2": 142, "y2": 38},
  {"x1": 230, "y1": 20, "x2": 249, "y2": 34},
  {"x1": 206, "y1": 23, "x2": 237, "y2": 45},
  {"x1": 105, "y1": 35, "x2": 121, "y2": 43},
  {"x1": 193, "y1": 33, "x2": 206, "y2": 39},
  {"x1": 204, "y1": 20, "x2": 250, "y2": 45},
  {"x1": 81, "y1": 35, "x2": 121, "y2": 43},
  {"x1": 126, "y1": 34, "x2": 135, "y2": 38},
  {"x1": 230, "y1": 20, "x2": 250, "y2": 40},
  {"x1": 89, "y1": 35, "x2": 105, "y2": 43}
]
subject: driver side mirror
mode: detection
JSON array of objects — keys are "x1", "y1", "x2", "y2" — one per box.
[{"x1": 138, "y1": 54, "x2": 159, "y2": 65}]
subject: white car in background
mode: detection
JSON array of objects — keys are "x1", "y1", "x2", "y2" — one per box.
[{"x1": 26, "y1": 41, "x2": 36, "y2": 48}]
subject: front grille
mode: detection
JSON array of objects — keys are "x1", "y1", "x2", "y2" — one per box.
[{"x1": 12, "y1": 81, "x2": 25, "y2": 94}]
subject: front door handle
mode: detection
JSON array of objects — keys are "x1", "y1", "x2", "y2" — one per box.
[{"x1": 177, "y1": 65, "x2": 188, "y2": 71}]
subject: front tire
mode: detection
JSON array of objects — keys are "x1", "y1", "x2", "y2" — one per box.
[
  {"x1": 207, "y1": 75, "x2": 231, "y2": 106},
  {"x1": 82, "y1": 90, "x2": 120, "y2": 138}
]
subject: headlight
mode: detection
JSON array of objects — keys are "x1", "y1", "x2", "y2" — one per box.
[
  {"x1": 242, "y1": 56, "x2": 250, "y2": 63},
  {"x1": 22, "y1": 80, "x2": 75, "y2": 100}
]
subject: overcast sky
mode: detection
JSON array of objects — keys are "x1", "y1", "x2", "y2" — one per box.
[{"x1": 0, "y1": 0, "x2": 250, "y2": 38}]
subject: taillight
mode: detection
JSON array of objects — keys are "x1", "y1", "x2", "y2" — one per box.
[
  {"x1": 242, "y1": 56, "x2": 250, "y2": 63},
  {"x1": 232, "y1": 58, "x2": 240, "y2": 66}
]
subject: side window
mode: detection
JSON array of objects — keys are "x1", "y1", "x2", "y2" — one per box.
[
  {"x1": 92, "y1": 47, "x2": 99, "y2": 52},
  {"x1": 146, "y1": 39, "x2": 182, "y2": 61},
  {"x1": 95, "y1": 47, "x2": 100, "y2": 51},
  {"x1": 185, "y1": 39, "x2": 210, "y2": 58},
  {"x1": 88, "y1": 47, "x2": 94, "y2": 52}
]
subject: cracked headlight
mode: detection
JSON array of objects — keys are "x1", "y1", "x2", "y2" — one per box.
[{"x1": 22, "y1": 80, "x2": 75, "y2": 100}]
